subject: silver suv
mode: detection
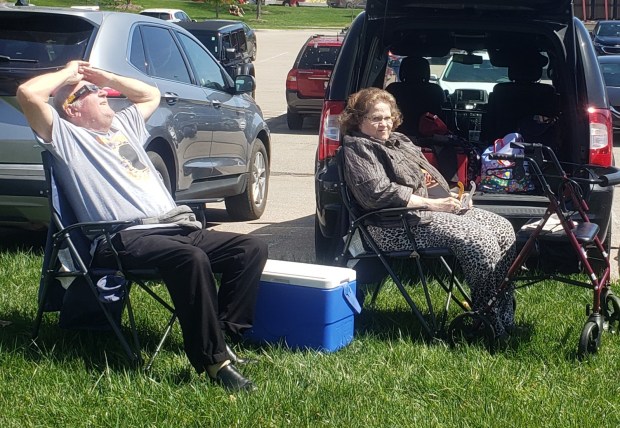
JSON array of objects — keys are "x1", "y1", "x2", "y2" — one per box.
[{"x1": 0, "y1": 5, "x2": 270, "y2": 229}]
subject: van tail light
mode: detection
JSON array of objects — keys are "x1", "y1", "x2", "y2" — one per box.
[
  {"x1": 588, "y1": 107, "x2": 613, "y2": 166},
  {"x1": 318, "y1": 100, "x2": 345, "y2": 161},
  {"x1": 286, "y1": 69, "x2": 298, "y2": 91}
]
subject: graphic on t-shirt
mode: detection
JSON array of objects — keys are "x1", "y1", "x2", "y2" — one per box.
[{"x1": 96, "y1": 131, "x2": 149, "y2": 180}]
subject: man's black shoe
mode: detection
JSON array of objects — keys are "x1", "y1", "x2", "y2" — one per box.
[
  {"x1": 212, "y1": 364, "x2": 257, "y2": 392},
  {"x1": 226, "y1": 344, "x2": 257, "y2": 365}
]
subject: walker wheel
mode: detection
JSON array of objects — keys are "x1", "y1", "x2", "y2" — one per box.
[
  {"x1": 602, "y1": 291, "x2": 620, "y2": 333},
  {"x1": 577, "y1": 320, "x2": 601, "y2": 360},
  {"x1": 448, "y1": 312, "x2": 495, "y2": 352}
]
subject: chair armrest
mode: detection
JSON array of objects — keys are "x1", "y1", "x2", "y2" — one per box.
[
  {"x1": 54, "y1": 219, "x2": 136, "y2": 240},
  {"x1": 355, "y1": 206, "x2": 426, "y2": 227}
]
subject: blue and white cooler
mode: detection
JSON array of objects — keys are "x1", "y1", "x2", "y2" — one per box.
[{"x1": 245, "y1": 259, "x2": 361, "y2": 352}]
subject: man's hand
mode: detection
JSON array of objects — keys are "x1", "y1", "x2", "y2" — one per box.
[
  {"x1": 80, "y1": 66, "x2": 114, "y2": 88},
  {"x1": 63, "y1": 60, "x2": 90, "y2": 87}
]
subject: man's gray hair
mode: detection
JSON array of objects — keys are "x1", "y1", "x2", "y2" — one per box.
[{"x1": 52, "y1": 83, "x2": 78, "y2": 119}]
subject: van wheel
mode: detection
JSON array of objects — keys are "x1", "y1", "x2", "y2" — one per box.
[
  {"x1": 225, "y1": 139, "x2": 269, "y2": 220},
  {"x1": 147, "y1": 151, "x2": 172, "y2": 195},
  {"x1": 287, "y1": 108, "x2": 303, "y2": 130},
  {"x1": 315, "y1": 216, "x2": 340, "y2": 265}
]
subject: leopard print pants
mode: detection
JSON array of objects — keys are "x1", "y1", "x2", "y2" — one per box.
[{"x1": 368, "y1": 207, "x2": 516, "y2": 337}]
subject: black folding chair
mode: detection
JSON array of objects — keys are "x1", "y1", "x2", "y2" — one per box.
[
  {"x1": 333, "y1": 148, "x2": 470, "y2": 338},
  {"x1": 32, "y1": 151, "x2": 177, "y2": 370}
]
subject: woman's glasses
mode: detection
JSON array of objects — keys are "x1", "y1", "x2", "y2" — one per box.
[
  {"x1": 365, "y1": 115, "x2": 394, "y2": 125},
  {"x1": 63, "y1": 84, "x2": 100, "y2": 107}
]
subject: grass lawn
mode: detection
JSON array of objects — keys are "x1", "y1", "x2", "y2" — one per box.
[
  {"x1": 30, "y1": 0, "x2": 361, "y2": 29},
  {"x1": 2, "y1": 234, "x2": 620, "y2": 427}
]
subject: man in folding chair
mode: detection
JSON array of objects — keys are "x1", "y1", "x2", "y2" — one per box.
[
  {"x1": 17, "y1": 60, "x2": 267, "y2": 392},
  {"x1": 340, "y1": 87, "x2": 516, "y2": 338}
]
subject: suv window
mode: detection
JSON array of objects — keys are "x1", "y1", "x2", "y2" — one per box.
[
  {"x1": 298, "y1": 45, "x2": 340, "y2": 69},
  {"x1": 137, "y1": 26, "x2": 191, "y2": 84},
  {"x1": 233, "y1": 30, "x2": 247, "y2": 53},
  {"x1": 0, "y1": 27, "x2": 91, "y2": 69},
  {"x1": 177, "y1": 32, "x2": 228, "y2": 91},
  {"x1": 222, "y1": 33, "x2": 232, "y2": 54}
]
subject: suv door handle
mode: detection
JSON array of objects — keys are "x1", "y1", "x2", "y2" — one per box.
[
  {"x1": 163, "y1": 92, "x2": 179, "y2": 105},
  {"x1": 212, "y1": 100, "x2": 222, "y2": 109}
]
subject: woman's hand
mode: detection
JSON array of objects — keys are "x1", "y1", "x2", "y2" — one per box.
[{"x1": 427, "y1": 196, "x2": 462, "y2": 213}]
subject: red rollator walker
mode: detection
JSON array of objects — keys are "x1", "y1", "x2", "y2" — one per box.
[{"x1": 448, "y1": 142, "x2": 620, "y2": 358}]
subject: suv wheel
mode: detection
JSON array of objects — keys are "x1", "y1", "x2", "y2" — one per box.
[
  {"x1": 287, "y1": 108, "x2": 304, "y2": 130},
  {"x1": 147, "y1": 151, "x2": 172, "y2": 194},
  {"x1": 225, "y1": 139, "x2": 269, "y2": 220}
]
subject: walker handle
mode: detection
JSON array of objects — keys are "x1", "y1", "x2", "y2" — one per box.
[
  {"x1": 488, "y1": 153, "x2": 524, "y2": 161},
  {"x1": 599, "y1": 169, "x2": 620, "y2": 187}
]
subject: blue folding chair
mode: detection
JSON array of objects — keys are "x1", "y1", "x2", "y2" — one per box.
[{"x1": 32, "y1": 151, "x2": 177, "y2": 370}]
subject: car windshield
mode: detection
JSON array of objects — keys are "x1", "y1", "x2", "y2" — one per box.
[
  {"x1": 187, "y1": 31, "x2": 219, "y2": 56},
  {"x1": 442, "y1": 59, "x2": 508, "y2": 83},
  {"x1": 298, "y1": 45, "x2": 340, "y2": 70},
  {"x1": 600, "y1": 62, "x2": 620, "y2": 87},
  {"x1": 597, "y1": 23, "x2": 620, "y2": 37}
]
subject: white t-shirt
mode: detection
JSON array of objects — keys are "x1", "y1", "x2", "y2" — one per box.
[{"x1": 38, "y1": 104, "x2": 176, "y2": 223}]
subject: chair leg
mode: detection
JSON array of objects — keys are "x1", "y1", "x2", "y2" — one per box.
[
  {"x1": 144, "y1": 313, "x2": 177, "y2": 372},
  {"x1": 124, "y1": 292, "x2": 143, "y2": 367},
  {"x1": 31, "y1": 274, "x2": 52, "y2": 341}
]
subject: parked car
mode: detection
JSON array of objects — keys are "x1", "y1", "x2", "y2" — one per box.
[
  {"x1": 436, "y1": 51, "x2": 508, "y2": 97},
  {"x1": 598, "y1": 54, "x2": 620, "y2": 131},
  {"x1": 286, "y1": 33, "x2": 345, "y2": 130},
  {"x1": 139, "y1": 8, "x2": 194, "y2": 23},
  {"x1": 177, "y1": 20, "x2": 256, "y2": 83},
  {"x1": 591, "y1": 20, "x2": 620, "y2": 55},
  {"x1": 326, "y1": 0, "x2": 366, "y2": 8},
  {"x1": 315, "y1": 0, "x2": 615, "y2": 264},
  {"x1": 0, "y1": 5, "x2": 271, "y2": 229}
]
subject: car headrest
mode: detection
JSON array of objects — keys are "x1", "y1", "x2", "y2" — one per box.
[{"x1": 400, "y1": 56, "x2": 431, "y2": 83}]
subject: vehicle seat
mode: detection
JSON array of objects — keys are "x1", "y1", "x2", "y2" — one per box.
[
  {"x1": 386, "y1": 56, "x2": 446, "y2": 136},
  {"x1": 481, "y1": 55, "x2": 560, "y2": 145}
]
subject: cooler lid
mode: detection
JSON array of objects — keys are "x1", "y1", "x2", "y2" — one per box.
[{"x1": 260, "y1": 259, "x2": 356, "y2": 289}]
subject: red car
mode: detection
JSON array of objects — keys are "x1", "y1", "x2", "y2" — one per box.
[{"x1": 285, "y1": 33, "x2": 344, "y2": 129}]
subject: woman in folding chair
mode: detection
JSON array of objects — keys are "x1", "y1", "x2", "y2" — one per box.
[
  {"x1": 340, "y1": 87, "x2": 516, "y2": 338},
  {"x1": 17, "y1": 60, "x2": 267, "y2": 392}
]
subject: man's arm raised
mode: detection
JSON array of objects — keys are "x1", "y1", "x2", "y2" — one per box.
[
  {"x1": 80, "y1": 66, "x2": 161, "y2": 121},
  {"x1": 16, "y1": 60, "x2": 88, "y2": 143}
]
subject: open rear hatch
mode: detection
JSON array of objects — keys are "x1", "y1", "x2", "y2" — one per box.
[{"x1": 366, "y1": 0, "x2": 573, "y2": 21}]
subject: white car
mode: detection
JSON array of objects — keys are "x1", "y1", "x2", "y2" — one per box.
[
  {"x1": 435, "y1": 51, "x2": 508, "y2": 97},
  {"x1": 139, "y1": 8, "x2": 193, "y2": 23}
]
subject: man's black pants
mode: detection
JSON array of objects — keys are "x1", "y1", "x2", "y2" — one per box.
[{"x1": 94, "y1": 227, "x2": 268, "y2": 373}]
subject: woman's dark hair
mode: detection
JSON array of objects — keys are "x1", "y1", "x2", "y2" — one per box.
[{"x1": 339, "y1": 87, "x2": 402, "y2": 135}]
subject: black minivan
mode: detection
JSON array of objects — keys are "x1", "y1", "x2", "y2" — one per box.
[{"x1": 315, "y1": 0, "x2": 616, "y2": 264}]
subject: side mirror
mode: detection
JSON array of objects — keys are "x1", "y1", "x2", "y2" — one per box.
[
  {"x1": 429, "y1": 73, "x2": 438, "y2": 82},
  {"x1": 235, "y1": 75, "x2": 255, "y2": 94}
]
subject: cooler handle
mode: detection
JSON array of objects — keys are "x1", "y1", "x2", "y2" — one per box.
[{"x1": 343, "y1": 284, "x2": 362, "y2": 314}]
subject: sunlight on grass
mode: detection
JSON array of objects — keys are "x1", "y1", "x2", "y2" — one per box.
[{"x1": 2, "y1": 244, "x2": 620, "y2": 426}]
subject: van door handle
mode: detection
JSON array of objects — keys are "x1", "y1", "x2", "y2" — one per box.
[{"x1": 163, "y1": 92, "x2": 179, "y2": 105}]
